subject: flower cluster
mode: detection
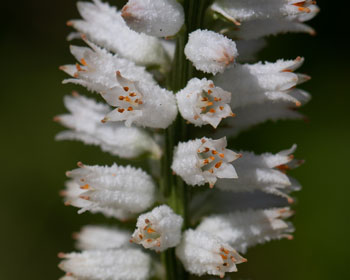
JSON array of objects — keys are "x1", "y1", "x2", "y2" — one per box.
[{"x1": 55, "y1": 0, "x2": 317, "y2": 279}]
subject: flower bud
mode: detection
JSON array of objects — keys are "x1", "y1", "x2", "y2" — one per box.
[
  {"x1": 185, "y1": 30, "x2": 238, "y2": 75},
  {"x1": 122, "y1": 0, "x2": 184, "y2": 37}
]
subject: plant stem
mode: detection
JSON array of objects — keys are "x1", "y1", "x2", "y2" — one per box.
[{"x1": 161, "y1": 1, "x2": 212, "y2": 279}]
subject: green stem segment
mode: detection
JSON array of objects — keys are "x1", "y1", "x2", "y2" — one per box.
[{"x1": 161, "y1": 1, "x2": 212, "y2": 280}]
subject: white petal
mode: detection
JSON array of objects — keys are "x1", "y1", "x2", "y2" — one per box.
[
  {"x1": 68, "y1": 0, "x2": 168, "y2": 66},
  {"x1": 122, "y1": 0, "x2": 184, "y2": 37},
  {"x1": 185, "y1": 29, "x2": 238, "y2": 75},
  {"x1": 131, "y1": 205, "x2": 183, "y2": 252}
]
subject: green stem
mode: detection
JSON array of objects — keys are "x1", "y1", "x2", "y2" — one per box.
[{"x1": 161, "y1": 1, "x2": 212, "y2": 279}]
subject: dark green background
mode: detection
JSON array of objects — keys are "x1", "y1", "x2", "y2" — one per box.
[{"x1": 1, "y1": 0, "x2": 348, "y2": 279}]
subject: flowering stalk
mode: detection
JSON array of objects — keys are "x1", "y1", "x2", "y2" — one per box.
[
  {"x1": 161, "y1": 1, "x2": 213, "y2": 278},
  {"x1": 56, "y1": 0, "x2": 317, "y2": 279}
]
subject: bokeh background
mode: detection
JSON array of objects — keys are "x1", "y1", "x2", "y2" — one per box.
[{"x1": 1, "y1": 0, "x2": 348, "y2": 279}]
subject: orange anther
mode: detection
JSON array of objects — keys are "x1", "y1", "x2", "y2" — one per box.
[
  {"x1": 80, "y1": 184, "x2": 89, "y2": 190},
  {"x1": 209, "y1": 109, "x2": 216, "y2": 113},
  {"x1": 118, "y1": 108, "x2": 125, "y2": 113},
  {"x1": 215, "y1": 161, "x2": 222, "y2": 168},
  {"x1": 127, "y1": 106, "x2": 133, "y2": 111},
  {"x1": 80, "y1": 58, "x2": 87, "y2": 66},
  {"x1": 208, "y1": 90, "x2": 212, "y2": 94},
  {"x1": 219, "y1": 153, "x2": 225, "y2": 158},
  {"x1": 129, "y1": 92, "x2": 136, "y2": 97},
  {"x1": 123, "y1": 86, "x2": 129, "y2": 91},
  {"x1": 119, "y1": 96, "x2": 125, "y2": 100},
  {"x1": 212, "y1": 150, "x2": 218, "y2": 155}
]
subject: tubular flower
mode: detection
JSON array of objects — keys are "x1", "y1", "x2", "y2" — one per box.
[
  {"x1": 171, "y1": 137, "x2": 240, "y2": 188},
  {"x1": 75, "y1": 225, "x2": 131, "y2": 250},
  {"x1": 60, "y1": 39, "x2": 156, "y2": 93},
  {"x1": 185, "y1": 30, "x2": 238, "y2": 75},
  {"x1": 176, "y1": 78, "x2": 234, "y2": 128},
  {"x1": 130, "y1": 205, "x2": 183, "y2": 252},
  {"x1": 214, "y1": 57, "x2": 310, "y2": 109},
  {"x1": 175, "y1": 229, "x2": 247, "y2": 278},
  {"x1": 65, "y1": 163, "x2": 156, "y2": 219},
  {"x1": 197, "y1": 207, "x2": 294, "y2": 254},
  {"x1": 211, "y1": 0, "x2": 318, "y2": 25},
  {"x1": 58, "y1": 249, "x2": 151, "y2": 280},
  {"x1": 67, "y1": 0, "x2": 168, "y2": 66},
  {"x1": 121, "y1": 0, "x2": 184, "y2": 37},
  {"x1": 100, "y1": 71, "x2": 178, "y2": 128},
  {"x1": 216, "y1": 145, "x2": 302, "y2": 203},
  {"x1": 55, "y1": 94, "x2": 161, "y2": 159}
]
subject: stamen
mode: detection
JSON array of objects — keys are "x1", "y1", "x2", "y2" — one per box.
[
  {"x1": 123, "y1": 86, "x2": 129, "y2": 91},
  {"x1": 118, "y1": 108, "x2": 125, "y2": 113},
  {"x1": 127, "y1": 106, "x2": 133, "y2": 111}
]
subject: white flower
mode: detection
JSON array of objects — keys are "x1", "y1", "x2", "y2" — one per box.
[
  {"x1": 171, "y1": 137, "x2": 240, "y2": 188},
  {"x1": 176, "y1": 78, "x2": 234, "y2": 128},
  {"x1": 184, "y1": 30, "x2": 238, "y2": 75},
  {"x1": 211, "y1": 0, "x2": 317, "y2": 25},
  {"x1": 176, "y1": 229, "x2": 247, "y2": 278},
  {"x1": 216, "y1": 92, "x2": 310, "y2": 137},
  {"x1": 216, "y1": 145, "x2": 302, "y2": 203},
  {"x1": 214, "y1": 57, "x2": 310, "y2": 109},
  {"x1": 65, "y1": 163, "x2": 156, "y2": 219},
  {"x1": 60, "y1": 39, "x2": 156, "y2": 93},
  {"x1": 197, "y1": 207, "x2": 294, "y2": 254},
  {"x1": 130, "y1": 205, "x2": 183, "y2": 252},
  {"x1": 62, "y1": 180, "x2": 133, "y2": 220},
  {"x1": 121, "y1": 0, "x2": 184, "y2": 37},
  {"x1": 101, "y1": 71, "x2": 178, "y2": 129},
  {"x1": 231, "y1": 18, "x2": 316, "y2": 40},
  {"x1": 55, "y1": 94, "x2": 161, "y2": 159},
  {"x1": 75, "y1": 225, "x2": 131, "y2": 250},
  {"x1": 67, "y1": 0, "x2": 168, "y2": 66},
  {"x1": 58, "y1": 249, "x2": 151, "y2": 280}
]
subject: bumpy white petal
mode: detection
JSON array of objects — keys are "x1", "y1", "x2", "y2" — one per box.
[
  {"x1": 197, "y1": 207, "x2": 294, "y2": 254},
  {"x1": 214, "y1": 57, "x2": 310, "y2": 109},
  {"x1": 68, "y1": 0, "x2": 168, "y2": 66},
  {"x1": 75, "y1": 225, "x2": 131, "y2": 250},
  {"x1": 55, "y1": 94, "x2": 161, "y2": 159},
  {"x1": 176, "y1": 78, "x2": 234, "y2": 128},
  {"x1": 101, "y1": 71, "x2": 178, "y2": 128},
  {"x1": 59, "y1": 249, "x2": 151, "y2": 280},
  {"x1": 172, "y1": 137, "x2": 240, "y2": 187},
  {"x1": 211, "y1": 0, "x2": 317, "y2": 24},
  {"x1": 65, "y1": 163, "x2": 156, "y2": 219},
  {"x1": 232, "y1": 18, "x2": 315, "y2": 40},
  {"x1": 122, "y1": 0, "x2": 184, "y2": 37},
  {"x1": 62, "y1": 180, "x2": 133, "y2": 220},
  {"x1": 216, "y1": 145, "x2": 302, "y2": 202},
  {"x1": 131, "y1": 205, "x2": 183, "y2": 252},
  {"x1": 216, "y1": 92, "x2": 310, "y2": 137},
  {"x1": 185, "y1": 30, "x2": 238, "y2": 75},
  {"x1": 60, "y1": 40, "x2": 156, "y2": 93},
  {"x1": 176, "y1": 229, "x2": 246, "y2": 278}
]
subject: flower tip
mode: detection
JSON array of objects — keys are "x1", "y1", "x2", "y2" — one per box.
[
  {"x1": 71, "y1": 91, "x2": 80, "y2": 97},
  {"x1": 77, "y1": 161, "x2": 84, "y2": 168},
  {"x1": 53, "y1": 116, "x2": 61, "y2": 123},
  {"x1": 65, "y1": 171, "x2": 71, "y2": 177},
  {"x1": 66, "y1": 21, "x2": 73, "y2": 27},
  {"x1": 101, "y1": 117, "x2": 108, "y2": 123},
  {"x1": 57, "y1": 252, "x2": 66, "y2": 259}
]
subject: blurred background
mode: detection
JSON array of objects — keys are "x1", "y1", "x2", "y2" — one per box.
[{"x1": 1, "y1": 0, "x2": 348, "y2": 279}]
